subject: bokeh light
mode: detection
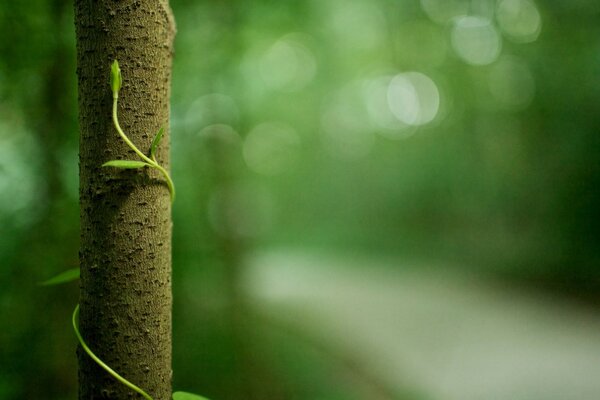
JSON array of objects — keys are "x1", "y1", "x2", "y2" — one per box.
[
  {"x1": 387, "y1": 72, "x2": 440, "y2": 127},
  {"x1": 198, "y1": 123, "x2": 242, "y2": 146},
  {"x1": 420, "y1": 0, "x2": 469, "y2": 25},
  {"x1": 259, "y1": 33, "x2": 317, "y2": 92},
  {"x1": 364, "y1": 75, "x2": 417, "y2": 139},
  {"x1": 451, "y1": 16, "x2": 502, "y2": 66},
  {"x1": 184, "y1": 93, "x2": 239, "y2": 135},
  {"x1": 496, "y1": 0, "x2": 542, "y2": 43},
  {"x1": 0, "y1": 125, "x2": 41, "y2": 228}
]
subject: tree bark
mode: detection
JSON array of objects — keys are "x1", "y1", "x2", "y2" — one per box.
[{"x1": 74, "y1": 1, "x2": 175, "y2": 399}]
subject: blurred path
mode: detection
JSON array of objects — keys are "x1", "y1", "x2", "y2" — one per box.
[{"x1": 244, "y1": 250, "x2": 600, "y2": 400}]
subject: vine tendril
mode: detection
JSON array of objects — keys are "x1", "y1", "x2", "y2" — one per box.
[
  {"x1": 73, "y1": 304, "x2": 154, "y2": 400},
  {"x1": 103, "y1": 59, "x2": 176, "y2": 203}
]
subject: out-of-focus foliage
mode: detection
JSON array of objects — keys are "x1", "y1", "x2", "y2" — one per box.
[{"x1": 1, "y1": 0, "x2": 599, "y2": 399}]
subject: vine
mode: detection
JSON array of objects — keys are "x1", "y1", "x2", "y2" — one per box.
[
  {"x1": 41, "y1": 61, "x2": 207, "y2": 400},
  {"x1": 103, "y1": 60, "x2": 175, "y2": 202},
  {"x1": 72, "y1": 304, "x2": 154, "y2": 400}
]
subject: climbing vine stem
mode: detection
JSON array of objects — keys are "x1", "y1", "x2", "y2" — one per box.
[
  {"x1": 72, "y1": 305, "x2": 154, "y2": 400},
  {"x1": 104, "y1": 59, "x2": 176, "y2": 202}
]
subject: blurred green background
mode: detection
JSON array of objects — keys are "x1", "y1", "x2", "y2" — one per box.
[{"x1": 1, "y1": 0, "x2": 600, "y2": 399}]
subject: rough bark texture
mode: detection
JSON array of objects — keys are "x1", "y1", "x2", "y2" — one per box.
[{"x1": 74, "y1": 1, "x2": 175, "y2": 399}]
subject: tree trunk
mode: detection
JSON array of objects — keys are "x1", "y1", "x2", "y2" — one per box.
[{"x1": 74, "y1": 1, "x2": 176, "y2": 399}]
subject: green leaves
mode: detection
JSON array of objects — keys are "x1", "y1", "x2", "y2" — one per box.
[
  {"x1": 172, "y1": 392, "x2": 210, "y2": 400},
  {"x1": 39, "y1": 268, "x2": 80, "y2": 286},
  {"x1": 102, "y1": 160, "x2": 150, "y2": 169},
  {"x1": 110, "y1": 60, "x2": 122, "y2": 96},
  {"x1": 150, "y1": 127, "x2": 164, "y2": 160}
]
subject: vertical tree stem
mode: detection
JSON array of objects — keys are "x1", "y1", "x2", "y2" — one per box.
[{"x1": 74, "y1": 1, "x2": 176, "y2": 398}]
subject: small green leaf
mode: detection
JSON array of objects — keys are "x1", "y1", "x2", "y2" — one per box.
[
  {"x1": 102, "y1": 160, "x2": 149, "y2": 169},
  {"x1": 173, "y1": 392, "x2": 210, "y2": 400},
  {"x1": 39, "y1": 268, "x2": 80, "y2": 286},
  {"x1": 110, "y1": 59, "x2": 122, "y2": 95},
  {"x1": 150, "y1": 126, "x2": 164, "y2": 159}
]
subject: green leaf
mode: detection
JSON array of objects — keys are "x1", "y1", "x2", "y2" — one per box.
[
  {"x1": 39, "y1": 268, "x2": 80, "y2": 286},
  {"x1": 150, "y1": 127, "x2": 164, "y2": 159},
  {"x1": 110, "y1": 59, "x2": 122, "y2": 95},
  {"x1": 173, "y1": 392, "x2": 211, "y2": 400},
  {"x1": 102, "y1": 160, "x2": 149, "y2": 169}
]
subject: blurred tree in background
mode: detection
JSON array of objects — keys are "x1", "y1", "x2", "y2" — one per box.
[
  {"x1": 1, "y1": 0, "x2": 599, "y2": 399},
  {"x1": 0, "y1": 0, "x2": 79, "y2": 398}
]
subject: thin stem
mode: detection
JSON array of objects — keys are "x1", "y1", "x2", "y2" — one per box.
[
  {"x1": 73, "y1": 304, "x2": 154, "y2": 400},
  {"x1": 155, "y1": 163, "x2": 176, "y2": 202},
  {"x1": 112, "y1": 95, "x2": 157, "y2": 167},
  {"x1": 112, "y1": 94, "x2": 175, "y2": 202}
]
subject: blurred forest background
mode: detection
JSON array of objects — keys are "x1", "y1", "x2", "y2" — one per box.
[{"x1": 1, "y1": 0, "x2": 600, "y2": 399}]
